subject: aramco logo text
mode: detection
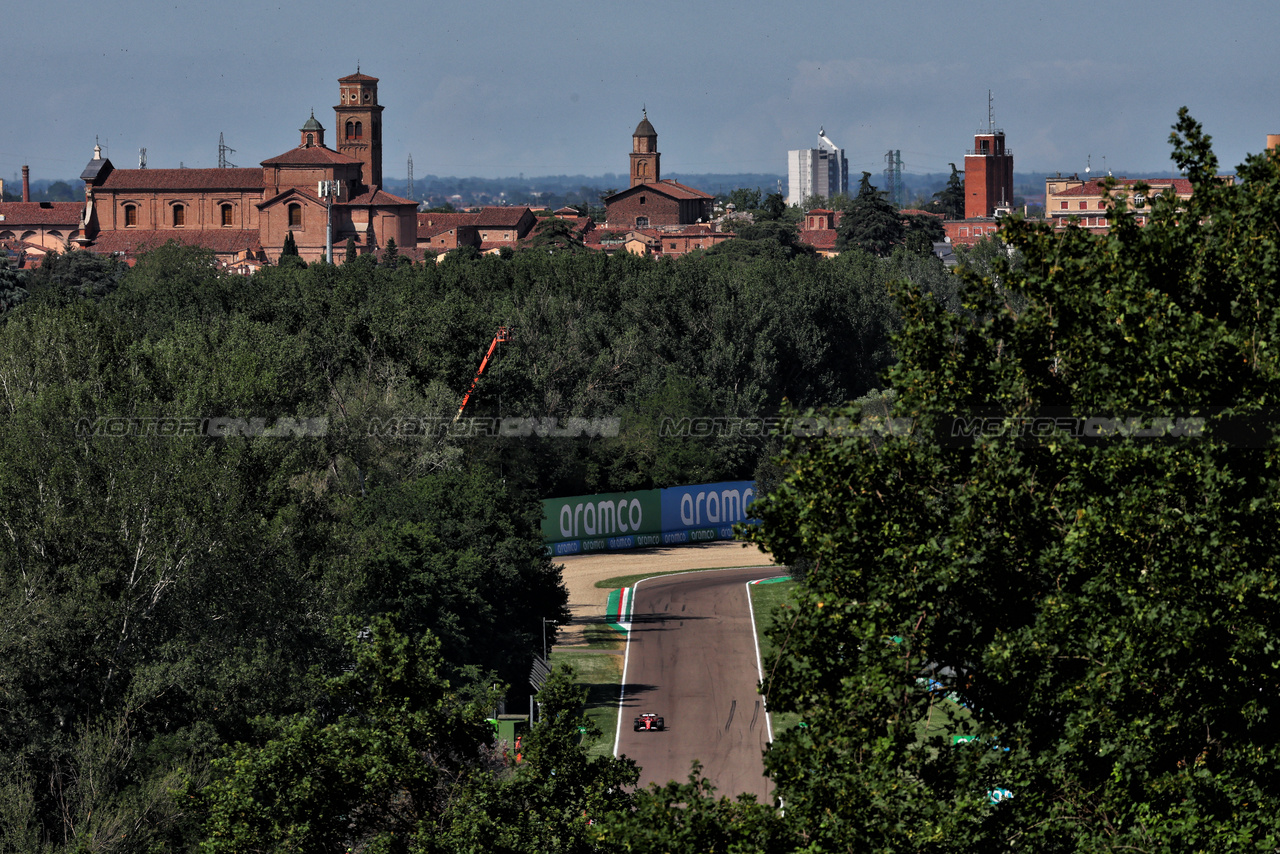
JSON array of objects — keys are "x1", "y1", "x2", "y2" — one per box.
[{"x1": 559, "y1": 498, "x2": 645, "y2": 539}]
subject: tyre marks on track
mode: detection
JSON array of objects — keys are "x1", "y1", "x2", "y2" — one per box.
[{"x1": 614, "y1": 565, "x2": 786, "y2": 801}]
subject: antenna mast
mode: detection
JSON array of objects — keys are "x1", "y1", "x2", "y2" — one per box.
[
  {"x1": 407, "y1": 153, "x2": 415, "y2": 203},
  {"x1": 138, "y1": 148, "x2": 147, "y2": 169},
  {"x1": 988, "y1": 89, "x2": 994, "y2": 132},
  {"x1": 883, "y1": 149, "x2": 904, "y2": 207},
  {"x1": 218, "y1": 132, "x2": 237, "y2": 168}
]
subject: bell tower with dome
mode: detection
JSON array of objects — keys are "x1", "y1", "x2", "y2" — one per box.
[
  {"x1": 334, "y1": 69, "x2": 383, "y2": 190},
  {"x1": 630, "y1": 109, "x2": 660, "y2": 188},
  {"x1": 299, "y1": 111, "x2": 325, "y2": 148}
]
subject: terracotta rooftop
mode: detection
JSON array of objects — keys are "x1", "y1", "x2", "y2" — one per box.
[
  {"x1": 98, "y1": 168, "x2": 264, "y2": 191},
  {"x1": 257, "y1": 187, "x2": 324, "y2": 209},
  {"x1": 654, "y1": 179, "x2": 713, "y2": 200},
  {"x1": 261, "y1": 146, "x2": 361, "y2": 167},
  {"x1": 606, "y1": 180, "x2": 714, "y2": 203},
  {"x1": 0, "y1": 201, "x2": 83, "y2": 226},
  {"x1": 798, "y1": 229, "x2": 838, "y2": 251},
  {"x1": 416, "y1": 212, "x2": 478, "y2": 239},
  {"x1": 471, "y1": 206, "x2": 531, "y2": 228},
  {"x1": 1056, "y1": 178, "x2": 1194, "y2": 197},
  {"x1": 676, "y1": 223, "x2": 717, "y2": 235},
  {"x1": 343, "y1": 187, "x2": 416, "y2": 207}
]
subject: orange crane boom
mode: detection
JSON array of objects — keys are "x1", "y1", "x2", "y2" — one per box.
[{"x1": 455, "y1": 327, "x2": 509, "y2": 421}]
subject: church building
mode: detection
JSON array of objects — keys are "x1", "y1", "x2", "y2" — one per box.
[
  {"x1": 74, "y1": 71, "x2": 416, "y2": 266},
  {"x1": 604, "y1": 112, "x2": 714, "y2": 229}
]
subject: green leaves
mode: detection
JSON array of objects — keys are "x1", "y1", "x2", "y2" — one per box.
[
  {"x1": 442, "y1": 664, "x2": 639, "y2": 854},
  {"x1": 598, "y1": 769, "x2": 794, "y2": 854},
  {"x1": 746, "y1": 114, "x2": 1280, "y2": 851},
  {"x1": 200, "y1": 618, "x2": 498, "y2": 853}
]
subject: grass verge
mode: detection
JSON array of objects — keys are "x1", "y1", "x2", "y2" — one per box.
[
  {"x1": 748, "y1": 578, "x2": 802, "y2": 733},
  {"x1": 578, "y1": 620, "x2": 625, "y2": 651},
  {"x1": 550, "y1": 649, "x2": 624, "y2": 759}
]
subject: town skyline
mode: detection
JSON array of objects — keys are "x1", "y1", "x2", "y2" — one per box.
[{"x1": 8, "y1": 0, "x2": 1279, "y2": 187}]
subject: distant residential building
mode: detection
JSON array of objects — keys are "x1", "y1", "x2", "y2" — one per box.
[
  {"x1": 614, "y1": 224, "x2": 733, "y2": 258},
  {"x1": 604, "y1": 112, "x2": 714, "y2": 229},
  {"x1": 797, "y1": 208, "x2": 841, "y2": 257},
  {"x1": 415, "y1": 206, "x2": 538, "y2": 255},
  {"x1": 787, "y1": 128, "x2": 848, "y2": 207},
  {"x1": 0, "y1": 166, "x2": 85, "y2": 259},
  {"x1": 942, "y1": 218, "x2": 1004, "y2": 246},
  {"x1": 1044, "y1": 175, "x2": 1194, "y2": 233}
]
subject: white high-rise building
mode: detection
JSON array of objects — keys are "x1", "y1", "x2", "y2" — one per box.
[{"x1": 787, "y1": 128, "x2": 849, "y2": 207}]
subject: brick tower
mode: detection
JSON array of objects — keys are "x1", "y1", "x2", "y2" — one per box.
[
  {"x1": 964, "y1": 126, "x2": 1014, "y2": 219},
  {"x1": 630, "y1": 109, "x2": 660, "y2": 188},
  {"x1": 334, "y1": 70, "x2": 383, "y2": 190}
]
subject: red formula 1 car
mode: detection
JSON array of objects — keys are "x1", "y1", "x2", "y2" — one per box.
[{"x1": 633, "y1": 712, "x2": 665, "y2": 732}]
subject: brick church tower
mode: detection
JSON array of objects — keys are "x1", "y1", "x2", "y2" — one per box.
[
  {"x1": 334, "y1": 70, "x2": 383, "y2": 190},
  {"x1": 630, "y1": 109, "x2": 660, "y2": 188}
]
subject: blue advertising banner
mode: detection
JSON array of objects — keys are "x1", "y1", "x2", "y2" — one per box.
[
  {"x1": 542, "y1": 481, "x2": 757, "y2": 555},
  {"x1": 659, "y1": 481, "x2": 758, "y2": 533}
]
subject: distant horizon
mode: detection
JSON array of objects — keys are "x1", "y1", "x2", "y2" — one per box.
[
  {"x1": 6, "y1": 1, "x2": 1275, "y2": 193},
  {"x1": 8, "y1": 168, "x2": 1190, "y2": 191}
]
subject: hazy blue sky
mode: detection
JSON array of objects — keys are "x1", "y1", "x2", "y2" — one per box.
[{"x1": 6, "y1": 1, "x2": 1277, "y2": 185}]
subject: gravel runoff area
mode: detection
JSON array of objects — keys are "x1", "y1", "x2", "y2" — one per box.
[{"x1": 552, "y1": 541, "x2": 779, "y2": 649}]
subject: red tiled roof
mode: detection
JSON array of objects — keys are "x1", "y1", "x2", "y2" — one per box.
[
  {"x1": 585, "y1": 226, "x2": 625, "y2": 247},
  {"x1": 98, "y1": 168, "x2": 264, "y2": 191},
  {"x1": 654, "y1": 179, "x2": 713, "y2": 200},
  {"x1": 606, "y1": 180, "x2": 714, "y2": 203},
  {"x1": 258, "y1": 187, "x2": 324, "y2": 209},
  {"x1": 342, "y1": 187, "x2": 416, "y2": 207},
  {"x1": 261, "y1": 146, "x2": 361, "y2": 166},
  {"x1": 668, "y1": 223, "x2": 716, "y2": 235},
  {"x1": 472, "y1": 206, "x2": 530, "y2": 228},
  {"x1": 417, "y1": 212, "x2": 477, "y2": 228},
  {"x1": 85, "y1": 229, "x2": 263, "y2": 256},
  {"x1": 799, "y1": 229, "x2": 838, "y2": 251},
  {"x1": 0, "y1": 202, "x2": 82, "y2": 226},
  {"x1": 339, "y1": 72, "x2": 378, "y2": 82},
  {"x1": 1056, "y1": 178, "x2": 1194, "y2": 197},
  {"x1": 900, "y1": 208, "x2": 943, "y2": 218},
  {"x1": 416, "y1": 212, "x2": 478, "y2": 239}
]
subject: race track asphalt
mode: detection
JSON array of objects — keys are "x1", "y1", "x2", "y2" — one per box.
[{"x1": 613, "y1": 565, "x2": 788, "y2": 802}]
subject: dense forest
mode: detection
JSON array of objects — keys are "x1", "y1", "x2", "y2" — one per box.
[
  {"x1": 0, "y1": 232, "x2": 958, "y2": 850},
  {"x1": 6, "y1": 110, "x2": 1270, "y2": 850}
]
